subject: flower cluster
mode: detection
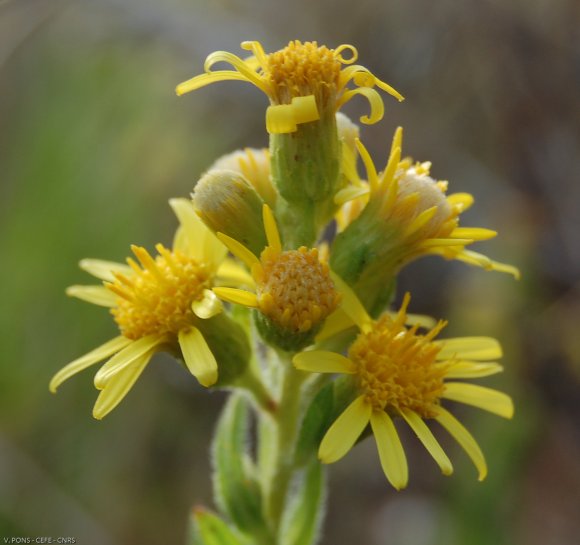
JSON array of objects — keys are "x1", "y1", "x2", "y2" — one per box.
[{"x1": 52, "y1": 38, "x2": 518, "y2": 544}]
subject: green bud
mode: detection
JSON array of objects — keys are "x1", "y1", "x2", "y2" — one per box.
[{"x1": 192, "y1": 169, "x2": 267, "y2": 256}]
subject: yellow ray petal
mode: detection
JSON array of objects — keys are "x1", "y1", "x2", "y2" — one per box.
[
  {"x1": 216, "y1": 259, "x2": 255, "y2": 287},
  {"x1": 443, "y1": 383, "x2": 514, "y2": 419},
  {"x1": 442, "y1": 361, "x2": 503, "y2": 379},
  {"x1": 400, "y1": 409, "x2": 453, "y2": 476},
  {"x1": 384, "y1": 310, "x2": 437, "y2": 330},
  {"x1": 262, "y1": 204, "x2": 282, "y2": 252},
  {"x1": 291, "y1": 95, "x2": 319, "y2": 124},
  {"x1": 66, "y1": 285, "x2": 117, "y2": 307},
  {"x1": 315, "y1": 308, "x2": 354, "y2": 342},
  {"x1": 435, "y1": 406, "x2": 487, "y2": 481},
  {"x1": 192, "y1": 289, "x2": 223, "y2": 319},
  {"x1": 266, "y1": 104, "x2": 297, "y2": 134},
  {"x1": 450, "y1": 227, "x2": 497, "y2": 240},
  {"x1": 434, "y1": 337, "x2": 502, "y2": 361},
  {"x1": 355, "y1": 138, "x2": 378, "y2": 192},
  {"x1": 213, "y1": 287, "x2": 258, "y2": 308},
  {"x1": 370, "y1": 410, "x2": 408, "y2": 490},
  {"x1": 94, "y1": 334, "x2": 166, "y2": 390},
  {"x1": 293, "y1": 351, "x2": 356, "y2": 374},
  {"x1": 446, "y1": 192, "x2": 474, "y2": 212},
  {"x1": 403, "y1": 206, "x2": 437, "y2": 238},
  {"x1": 203, "y1": 50, "x2": 269, "y2": 93},
  {"x1": 79, "y1": 259, "x2": 132, "y2": 282},
  {"x1": 169, "y1": 198, "x2": 226, "y2": 269},
  {"x1": 92, "y1": 350, "x2": 153, "y2": 420},
  {"x1": 334, "y1": 185, "x2": 369, "y2": 206},
  {"x1": 49, "y1": 336, "x2": 132, "y2": 393},
  {"x1": 419, "y1": 238, "x2": 474, "y2": 248},
  {"x1": 329, "y1": 271, "x2": 372, "y2": 333},
  {"x1": 339, "y1": 87, "x2": 385, "y2": 125},
  {"x1": 319, "y1": 395, "x2": 371, "y2": 463},
  {"x1": 178, "y1": 326, "x2": 218, "y2": 387},
  {"x1": 176, "y1": 70, "x2": 252, "y2": 96},
  {"x1": 216, "y1": 232, "x2": 260, "y2": 270}
]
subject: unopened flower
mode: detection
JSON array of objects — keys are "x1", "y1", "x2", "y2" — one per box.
[
  {"x1": 50, "y1": 199, "x2": 252, "y2": 419},
  {"x1": 213, "y1": 204, "x2": 340, "y2": 351},
  {"x1": 176, "y1": 40, "x2": 403, "y2": 134},
  {"x1": 334, "y1": 127, "x2": 520, "y2": 278},
  {"x1": 294, "y1": 287, "x2": 513, "y2": 489}
]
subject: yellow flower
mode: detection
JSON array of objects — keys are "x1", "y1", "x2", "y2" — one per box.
[
  {"x1": 176, "y1": 40, "x2": 403, "y2": 134},
  {"x1": 213, "y1": 204, "x2": 340, "y2": 350},
  {"x1": 334, "y1": 127, "x2": 520, "y2": 278},
  {"x1": 50, "y1": 199, "x2": 252, "y2": 419},
  {"x1": 294, "y1": 286, "x2": 514, "y2": 489}
]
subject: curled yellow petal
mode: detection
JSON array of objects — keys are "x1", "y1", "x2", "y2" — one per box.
[
  {"x1": 338, "y1": 87, "x2": 385, "y2": 125},
  {"x1": 266, "y1": 104, "x2": 297, "y2": 134},
  {"x1": 192, "y1": 289, "x2": 223, "y2": 319}
]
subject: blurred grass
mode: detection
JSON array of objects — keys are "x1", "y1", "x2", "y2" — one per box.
[{"x1": 1, "y1": 1, "x2": 579, "y2": 544}]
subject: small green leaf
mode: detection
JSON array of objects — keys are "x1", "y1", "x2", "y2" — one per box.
[
  {"x1": 279, "y1": 459, "x2": 327, "y2": 545},
  {"x1": 212, "y1": 393, "x2": 270, "y2": 537},
  {"x1": 190, "y1": 506, "x2": 246, "y2": 545}
]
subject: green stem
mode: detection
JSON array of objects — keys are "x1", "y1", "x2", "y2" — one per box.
[{"x1": 261, "y1": 354, "x2": 308, "y2": 537}]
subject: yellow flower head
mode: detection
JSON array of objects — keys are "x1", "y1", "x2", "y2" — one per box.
[
  {"x1": 176, "y1": 40, "x2": 403, "y2": 134},
  {"x1": 213, "y1": 204, "x2": 341, "y2": 350},
  {"x1": 50, "y1": 199, "x2": 252, "y2": 419},
  {"x1": 334, "y1": 127, "x2": 520, "y2": 278},
  {"x1": 294, "y1": 286, "x2": 513, "y2": 490}
]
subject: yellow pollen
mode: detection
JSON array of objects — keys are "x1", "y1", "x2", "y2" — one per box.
[
  {"x1": 256, "y1": 246, "x2": 340, "y2": 333},
  {"x1": 348, "y1": 315, "x2": 448, "y2": 417},
  {"x1": 266, "y1": 41, "x2": 342, "y2": 105},
  {"x1": 108, "y1": 245, "x2": 210, "y2": 339}
]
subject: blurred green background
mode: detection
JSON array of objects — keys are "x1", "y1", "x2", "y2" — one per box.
[{"x1": 1, "y1": 0, "x2": 579, "y2": 544}]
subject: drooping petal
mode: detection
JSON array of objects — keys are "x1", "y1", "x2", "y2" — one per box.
[
  {"x1": 443, "y1": 383, "x2": 514, "y2": 419},
  {"x1": 92, "y1": 350, "x2": 153, "y2": 420},
  {"x1": 400, "y1": 409, "x2": 453, "y2": 476},
  {"x1": 79, "y1": 259, "x2": 132, "y2": 282},
  {"x1": 94, "y1": 334, "x2": 166, "y2": 390},
  {"x1": 66, "y1": 285, "x2": 117, "y2": 307},
  {"x1": 442, "y1": 361, "x2": 504, "y2": 379},
  {"x1": 338, "y1": 87, "x2": 385, "y2": 125},
  {"x1": 370, "y1": 410, "x2": 408, "y2": 490},
  {"x1": 49, "y1": 336, "x2": 132, "y2": 393},
  {"x1": 293, "y1": 351, "x2": 356, "y2": 374},
  {"x1": 178, "y1": 327, "x2": 218, "y2": 387},
  {"x1": 212, "y1": 287, "x2": 258, "y2": 308},
  {"x1": 434, "y1": 337, "x2": 502, "y2": 361},
  {"x1": 176, "y1": 70, "x2": 254, "y2": 96},
  {"x1": 192, "y1": 289, "x2": 223, "y2": 319},
  {"x1": 319, "y1": 395, "x2": 372, "y2": 463},
  {"x1": 435, "y1": 406, "x2": 487, "y2": 481}
]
